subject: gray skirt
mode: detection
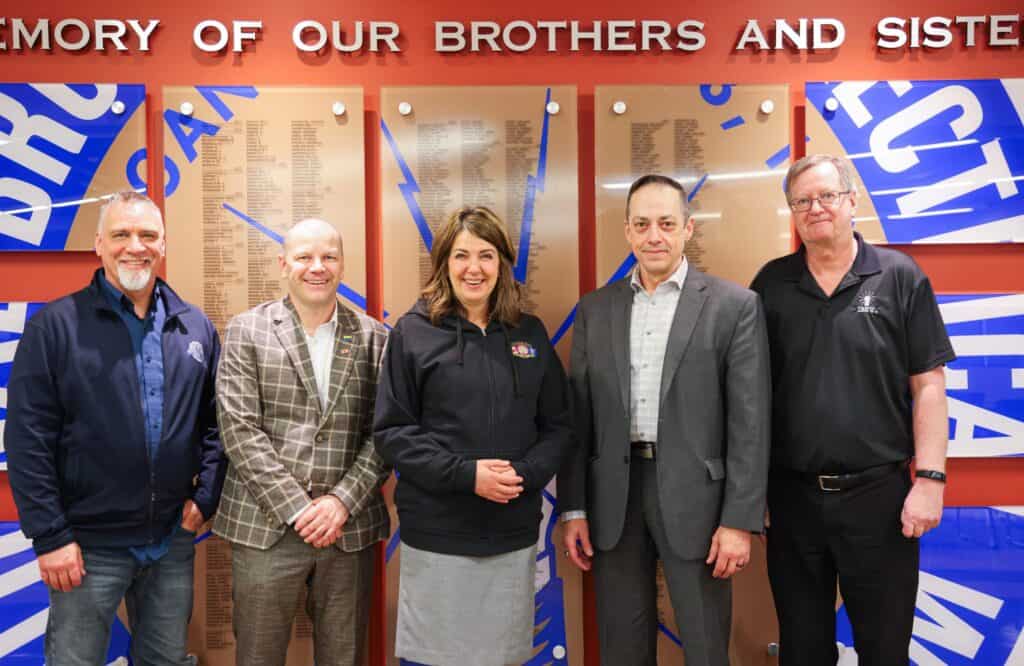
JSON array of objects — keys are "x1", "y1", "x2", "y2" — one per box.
[{"x1": 396, "y1": 542, "x2": 537, "y2": 666}]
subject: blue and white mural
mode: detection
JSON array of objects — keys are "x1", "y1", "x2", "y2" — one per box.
[
  {"x1": 836, "y1": 506, "x2": 1024, "y2": 664},
  {"x1": 0, "y1": 83, "x2": 146, "y2": 251},
  {"x1": 806, "y1": 79, "x2": 1024, "y2": 244},
  {"x1": 0, "y1": 302, "x2": 44, "y2": 472},
  {"x1": 939, "y1": 294, "x2": 1024, "y2": 458}
]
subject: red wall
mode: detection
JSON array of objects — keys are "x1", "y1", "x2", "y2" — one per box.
[{"x1": 3, "y1": 0, "x2": 1023, "y2": 520}]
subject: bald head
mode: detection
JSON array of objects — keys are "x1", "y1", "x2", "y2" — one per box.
[{"x1": 283, "y1": 219, "x2": 343, "y2": 256}]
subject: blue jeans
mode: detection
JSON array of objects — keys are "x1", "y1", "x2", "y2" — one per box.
[{"x1": 45, "y1": 527, "x2": 197, "y2": 666}]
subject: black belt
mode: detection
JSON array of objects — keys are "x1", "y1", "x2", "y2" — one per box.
[
  {"x1": 773, "y1": 460, "x2": 908, "y2": 492},
  {"x1": 630, "y1": 441, "x2": 656, "y2": 459}
]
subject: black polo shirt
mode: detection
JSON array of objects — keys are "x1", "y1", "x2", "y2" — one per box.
[{"x1": 750, "y1": 232, "x2": 955, "y2": 475}]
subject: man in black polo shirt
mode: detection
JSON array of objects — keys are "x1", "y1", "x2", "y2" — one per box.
[{"x1": 751, "y1": 154, "x2": 955, "y2": 665}]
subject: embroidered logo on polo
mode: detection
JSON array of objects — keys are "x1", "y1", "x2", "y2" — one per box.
[
  {"x1": 854, "y1": 290, "x2": 881, "y2": 315},
  {"x1": 511, "y1": 341, "x2": 537, "y2": 358},
  {"x1": 186, "y1": 340, "x2": 204, "y2": 364}
]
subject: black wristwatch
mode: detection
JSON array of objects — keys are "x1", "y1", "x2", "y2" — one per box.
[{"x1": 915, "y1": 469, "x2": 947, "y2": 483}]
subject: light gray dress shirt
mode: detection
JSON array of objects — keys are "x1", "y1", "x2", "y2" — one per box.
[{"x1": 562, "y1": 259, "x2": 688, "y2": 523}]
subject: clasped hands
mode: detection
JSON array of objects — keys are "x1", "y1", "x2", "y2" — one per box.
[
  {"x1": 295, "y1": 495, "x2": 349, "y2": 548},
  {"x1": 474, "y1": 459, "x2": 523, "y2": 503}
]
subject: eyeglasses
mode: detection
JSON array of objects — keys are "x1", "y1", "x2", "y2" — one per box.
[{"x1": 788, "y1": 190, "x2": 851, "y2": 212}]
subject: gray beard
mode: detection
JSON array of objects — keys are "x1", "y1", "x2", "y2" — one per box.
[{"x1": 117, "y1": 265, "x2": 151, "y2": 292}]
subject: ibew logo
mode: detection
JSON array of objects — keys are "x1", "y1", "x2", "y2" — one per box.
[
  {"x1": 854, "y1": 290, "x2": 880, "y2": 314},
  {"x1": 835, "y1": 507, "x2": 1024, "y2": 664},
  {"x1": 0, "y1": 84, "x2": 145, "y2": 250},
  {"x1": 807, "y1": 79, "x2": 1024, "y2": 244},
  {"x1": 938, "y1": 294, "x2": 1024, "y2": 458},
  {"x1": 0, "y1": 302, "x2": 43, "y2": 471}
]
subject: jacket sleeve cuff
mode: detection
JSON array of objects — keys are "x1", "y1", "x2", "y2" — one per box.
[
  {"x1": 32, "y1": 527, "x2": 76, "y2": 556},
  {"x1": 456, "y1": 460, "x2": 477, "y2": 494}
]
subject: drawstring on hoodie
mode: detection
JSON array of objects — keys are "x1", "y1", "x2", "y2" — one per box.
[
  {"x1": 455, "y1": 317, "x2": 465, "y2": 366},
  {"x1": 498, "y1": 321, "x2": 521, "y2": 398}
]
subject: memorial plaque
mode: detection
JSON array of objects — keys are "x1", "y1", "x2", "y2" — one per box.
[
  {"x1": 806, "y1": 79, "x2": 1024, "y2": 244},
  {"x1": 595, "y1": 84, "x2": 792, "y2": 290},
  {"x1": 939, "y1": 294, "x2": 1024, "y2": 458},
  {"x1": 164, "y1": 85, "x2": 367, "y2": 334},
  {"x1": 0, "y1": 83, "x2": 146, "y2": 251},
  {"x1": 163, "y1": 86, "x2": 365, "y2": 666},
  {"x1": 380, "y1": 85, "x2": 580, "y2": 666}
]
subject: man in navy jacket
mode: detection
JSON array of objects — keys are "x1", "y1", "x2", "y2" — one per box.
[{"x1": 5, "y1": 191, "x2": 225, "y2": 665}]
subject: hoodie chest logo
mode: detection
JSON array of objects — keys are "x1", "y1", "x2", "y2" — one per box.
[{"x1": 511, "y1": 341, "x2": 537, "y2": 359}]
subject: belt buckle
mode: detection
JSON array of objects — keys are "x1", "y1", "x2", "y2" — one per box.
[{"x1": 817, "y1": 474, "x2": 841, "y2": 492}]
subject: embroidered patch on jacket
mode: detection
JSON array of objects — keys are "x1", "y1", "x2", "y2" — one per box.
[
  {"x1": 511, "y1": 342, "x2": 537, "y2": 358},
  {"x1": 854, "y1": 291, "x2": 880, "y2": 314},
  {"x1": 187, "y1": 340, "x2": 205, "y2": 364}
]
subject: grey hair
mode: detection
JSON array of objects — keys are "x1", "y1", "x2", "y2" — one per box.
[
  {"x1": 783, "y1": 154, "x2": 857, "y2": 201},
  {"x1": 96, "y1": 190, "x2": 163, "y2": 233}
]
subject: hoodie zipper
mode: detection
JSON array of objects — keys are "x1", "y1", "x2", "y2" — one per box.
[{"x1": 482, "y1": 327, "x2": 496, "y2": 446}]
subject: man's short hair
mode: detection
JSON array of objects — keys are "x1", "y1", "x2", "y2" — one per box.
[
  {"x1": 625, "y1": 174, "x2": 689, "y2": 219},
  {"x1": 783, "y1": 155, "x2": 857, "y2": 201},
  {"x1": 97, "y1": 190, "x2": 163, "y2": 233}
]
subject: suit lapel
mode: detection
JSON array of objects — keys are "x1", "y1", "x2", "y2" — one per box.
[
  {"x1": 659, "y1": 269, "x2": 708, "y2": 408},
  {"x1": 274, "y1": 298, "x2": 321, "y2": 416},
  {"x1": 610, "y1": 279, "x2": 633, "y2": 416},
  {"x1": 321, "y1": 303, "x2": 358, "y2": 424}
]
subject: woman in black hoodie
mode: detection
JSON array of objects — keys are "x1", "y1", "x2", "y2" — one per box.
[{"x1": 374, "y1": 206, "x2": 573, "y2": 665}]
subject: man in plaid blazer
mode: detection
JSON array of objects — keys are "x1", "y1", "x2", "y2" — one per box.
[{"x1": 214, "y1": 218, "x2": 389, "y2": 666}]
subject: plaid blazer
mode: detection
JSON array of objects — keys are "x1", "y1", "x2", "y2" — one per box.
[{"x1": 212, "y1": 297, "x2": 390, "y2": 551}]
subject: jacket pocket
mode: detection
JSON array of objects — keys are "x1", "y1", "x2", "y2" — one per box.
[{"x1": 703, "y1": 458, "x2": 725, "y2": 481}]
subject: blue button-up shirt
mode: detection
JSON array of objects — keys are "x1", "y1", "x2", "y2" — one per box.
[{"x1": 99, "y1": 273, "x2": 175, "y2": 563}]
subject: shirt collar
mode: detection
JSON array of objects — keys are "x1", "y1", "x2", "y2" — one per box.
[
  {"x1": 98, "y1": 271, "x2": 161, "y2": 318},
  {"x1": 305, "y1": 303, "x2": 339, "y2": 340},
  {"x1": 784, "y1": 231, "x2": 880, "y2": 282},
  {"x1": 630, "y1": 257, "x2": 689, "y2": 293}
]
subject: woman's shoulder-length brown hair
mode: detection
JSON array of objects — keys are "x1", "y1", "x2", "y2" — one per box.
[{"x1": 421, "y1": 206, "x2": 524, "y2": 327}]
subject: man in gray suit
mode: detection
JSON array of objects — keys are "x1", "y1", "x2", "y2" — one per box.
[
  {"x1": 559, "y1": 174, "x2": 771, "y2": 666},
  {"x1": 214, "y1": 219, "x2": 389, "y2": 666}
]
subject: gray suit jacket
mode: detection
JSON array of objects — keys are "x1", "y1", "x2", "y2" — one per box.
[
  {"x1": 213, "y1": 297, "x2": 390, "y2": 551},
  {"x1": 559, "y1": 268, "x2": 770, "y2": 560}
]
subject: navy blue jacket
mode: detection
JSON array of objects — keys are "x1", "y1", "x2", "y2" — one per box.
[{"x1": 5, "y1": 270, "x2": 225, "y2": 555}]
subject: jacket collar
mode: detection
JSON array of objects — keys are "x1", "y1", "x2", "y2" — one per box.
[{"x1": 87, "y1": 268, "x2": 190, "y2": 319}]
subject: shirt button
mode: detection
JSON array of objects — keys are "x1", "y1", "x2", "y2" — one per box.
[
  {"x1": 646, "y1": 331, "x2": 652, "y2": 336},
  {"x1": 315, "y1": 434, "x2": 325, "y2": 443},
  {"x1": 640, "y1": 398, "x2": 647, "y2": 403}
]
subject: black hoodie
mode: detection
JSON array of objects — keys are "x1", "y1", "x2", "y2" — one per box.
[{"x1": 374, "y1": 300, "x2": 573, "y2": 556}]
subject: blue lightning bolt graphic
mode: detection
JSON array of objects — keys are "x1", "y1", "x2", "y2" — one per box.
[
  {"x1": 380, "y1": 118, "x2": 433, "y2": 253},
  {"x1": 513, "y1": 88, "x2": 552, "y2": 283}
]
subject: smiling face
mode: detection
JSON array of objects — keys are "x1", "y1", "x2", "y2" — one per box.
[
  {"x1": 447, "y1": 229, "x2": 500, "y2": 316},
  {"x1": 94, "y1": 199, "x2": 166, "y2": 295},
  {"x1": 279, "y1": 219, "x2": 343, "y2": 311},
  {"x1": 625, "y1": 183, "x2": 694, "y2": 289},
  {"x1": 788, "y1": 161, "x2": 857, "y2": 248}
]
